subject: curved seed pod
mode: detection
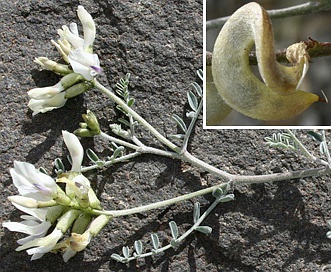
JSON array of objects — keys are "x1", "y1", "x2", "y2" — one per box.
[
  {"x1": 206, "y1": 65, "x2": 232, "y2": 125},
  {"x1": 211, "y1": 2, "x2": 321, "y2": 121}
]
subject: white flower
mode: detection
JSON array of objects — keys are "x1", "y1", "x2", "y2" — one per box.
[
  {"x1": 28, "y1": 82, "x2": 63, "y2": 100},
  {"x1": 72, "y1": 174, "x2": 90, "y2": 194},
  {"x1": 27, "y1": 82, "x2": 67, "y2": 115},
  {"x1": 59, "y1": 130, "x2": 89, "y2": 204},
  {"x1": 12, "y1": 208, "x2": 81, "y2": 261},
  {"x1": 57, "y1": 6, "x2": 95, "y2": 52},
  {"x1": 52, "y1": 5, "x2": 96, "y2": 63},
  {"x1": 3, "y1": 162, "x2": 61, "y2": 259},
  {"x1": 59, "y1": 131, "x2": 103, "y2": 209},
  {"x1": 68, "y1": 48, "x2": 102, "y2": 80},
  {"x1": 77, "y1": 5, "x2": 96, "y2": 52},
  {"x1": 51, "y1": 5, "x2": 101, "y2": 80},
  {"x1": 34, "y1": 57, "x2": 72, "y2": 75},
  {"x1": 10, "y1": 161, "x2": 57, "y2": 201},
  {"x1": 3, "y1": 204, "x2": 52, "y2": 245},
  {"x1": 4, "y1": 202, "x2": 81, "y2": 261},
  {"x1": 62, "y1": 130, "x2": 84, "y2": 172},
  {"x1": 57, "y1": 24, "x2": 84, "y2": 50},
  {"x1": 27, "y1": 73, "x2": 89, "y2": 115},
  {"x1": 54, "y1": 231, "x2": 92, "y2": 262},
  {"x1": 53, "y1": 214, "x2": 109, "y2": 262},
  {"x1": 16, "y1": 227, "x2": 64, "y2": 261}
]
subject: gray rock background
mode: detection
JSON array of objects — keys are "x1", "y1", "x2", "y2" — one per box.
[{"x1": 1, "y1": 1, "x2": 331, "y2": 272}]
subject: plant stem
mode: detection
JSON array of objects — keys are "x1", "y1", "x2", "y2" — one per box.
[
  {"x1": 100, "y1": 130, "x2": 231, "y2": 178},
  {"x1": 182, "y1": 96, "x2": 203, "y2": 152},
  {"x1": 206, "y1": 40, "x2": 331, "y2": 66},
  {"x1": 322, "y1": 130, "x2": 331, "y2": 167},
  {"x1": 234, "y1": 166, "x2": 331, "y2": 185},
  {"x1": 116, "y1": 197, "x2": 222, "y2": 262},
  {"x1": 286, "y1": 129, "x2": 329, "y2": 166},
  {"x1": 175, "y1": 198, "x2": 220, "y2": 244},
  {"x1": 81, "y1": 152, "x2": 141, "y2": 172},
  {"x1": 93, "y1": 79, "x2": 181, "y2": 153},
  {"x1": 99, "y1": 131, "x2": 139, "y2": 150},
  {"x1": 91, "y1": 77, "x2": 230, "y2": 179},
  {"x1": 93, "y1": 184, "x2": 223, "y2": 217},
  {"x1": 206, "y1": 1, "x2": 331, "y2": 31},
  {"x1": 99, "y1": 131, "x2": 183, "y2": 159},
  {"x1": 182, "y1": 151, "x2": 231, "y2": 178},
  {"x1": 92, "y1": 165, "x2": 331, "y2": 217},
  {"x1": 90, "y1": 77, "x2": 331, "y2": 220},
  {"x1": 286, "y1": 129, "x2": 318, "y2": 161}
]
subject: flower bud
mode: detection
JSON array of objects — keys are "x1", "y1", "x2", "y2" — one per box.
[
  {"x1": 73, "y1": 128, "x2": 94, "y2": 137},
  {"x1": 8, "y1": 196, "x2": 56, "y2": 208},
  {"x1": 60, "y1": 73, "x2": 85, "y2": 89},
  {"x1": 34, "y1": 57, "x2": 72, "y2": 75},
  {"x1": 46, "y1": 205, "x2": 66, "y2": 224},
  {"x1": 74, "y1": 110, "x2": 100, "y2": 137},
  {"x1": 64, "y1": 82, "x2": 92, "y2": 99},
  {"x1": 82, "y1": 110, "x2": 100, "y2": 133},
  {"x1": 88, "y1": 215, "x2": 110, "y2": 237},
  {"x1": 51, "y1": 39, "x2": 71, "y2": 63},
  {"x1": 8, "y1": 196, "x2": 38, "y2": 208},
  {"x1": 71, "y1": 213, "x2": 93, "y2": 234},
  {"x1": 56, "y1": 209, "x2": 82, "y2": 234}
]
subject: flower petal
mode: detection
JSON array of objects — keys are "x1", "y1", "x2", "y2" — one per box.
[
  {"x1": 28, "y1": 92, "x2": 67, "y2": 115},
  {"x1": 27, "y1": 82, "x2": 63, "y2": 99},
  {"x1": 59, "y1": 25, "x2": 84, "y2": 49},
  {"x1": 77, "y1": 5, "x2": 96, "y2": 52},
  {"x1": 11, "y1": 203, "x2": 49, "y2": 221},
  {"x1": 62, "y1": 131, "x2": 84, "y2": 172},
  {"x1": 10, "y1": 162, "x2": 57, "y2": 201},
  {"x1": 68, "y1": 48, "x2": 101, "y2": 80},
  {"x1": 62, "y1": 247, "x2": 77, "y2": 262},
  {"x1": 68, "y1": 57, "x2": 91, "y2": 80},
  {"x1": 17, "y1": 228, "x2": 63, "y2": 256},
  {"x1": 4, "y1": 220, "x2": 51, "y2": 238}
]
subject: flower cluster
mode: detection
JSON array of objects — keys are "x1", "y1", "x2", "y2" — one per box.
[
  {"x1": 28, "y1": 6, "x2": 102, "y2": 115},
  {"x1": 74, "y1": 110, "x2": 101, "y2": 137},
  {"x1": 3, "y1": 131, "x2": 109, "y2": 262}
]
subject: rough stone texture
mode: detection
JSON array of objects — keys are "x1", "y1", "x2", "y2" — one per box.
[{"x1": 1, "y1": 1, "x2": 331, "y2": 272}]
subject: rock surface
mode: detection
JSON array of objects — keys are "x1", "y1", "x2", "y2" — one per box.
[{"x1": 1, "y1": 1, "x2": 331, "y2": 272}]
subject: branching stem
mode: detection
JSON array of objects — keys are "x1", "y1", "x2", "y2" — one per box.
[
  {"x1": 92, "y1": 79, "x2": 181, "y2": 153},
  {"x1": 88, "y1": 80, "x2": 331, "y2": 219},
  {"x1": 91, "y1": 165, "x2": 331, "y2": 217}
]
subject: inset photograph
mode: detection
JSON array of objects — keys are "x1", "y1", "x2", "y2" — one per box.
[{"x1": 205, "y1": 0, "x2": 331, "y2": 127}]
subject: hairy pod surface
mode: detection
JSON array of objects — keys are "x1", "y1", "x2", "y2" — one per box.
[{"x1": 209, "y1": 2, "x2": 320, "y2": 122}]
